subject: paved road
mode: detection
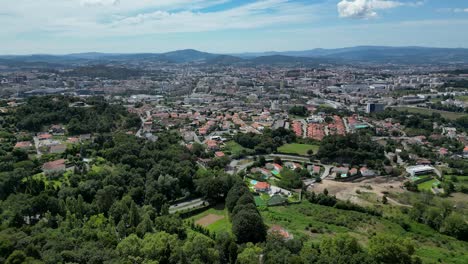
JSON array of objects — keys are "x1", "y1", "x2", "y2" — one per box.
[{"x1": 169, "y1": 198, "x2": 206, "y2": 214}]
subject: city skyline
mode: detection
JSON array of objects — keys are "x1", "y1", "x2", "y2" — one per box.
[{"x1": 2, "y1": 0, "x2": 468, "y2": 54}]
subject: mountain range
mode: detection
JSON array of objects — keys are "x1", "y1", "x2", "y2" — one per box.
[{"x1": 1, "y1": 46, "x2": 468, "y2": 67}]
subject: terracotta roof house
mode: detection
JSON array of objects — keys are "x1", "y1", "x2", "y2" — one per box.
[
  {"x1": 205, "y1": 140, "x2": 219, "y2": 150},
  {"x1": 14, "y1": 141, "x2": 33, "y2": 149},
  {"x1": 42, "y1": 159, "x2": 66, "y2": 173},
  {"x1": 360, "y1": 167, "x2": 376, "y2": 177},
  {"x1": 254, "y1": 182, "x2": 271, "y2": 193},
  {"x1": 38, "y1": 133, "x2": 52, "y2": 140},
  {"x1": 349, "y1": 168, "x2": 358, "y2": 176}
]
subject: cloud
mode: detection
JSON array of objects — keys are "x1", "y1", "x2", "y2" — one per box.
[
  {"x1": 453, "y1": 8, "x2": 468, "y2": 13},
  {"x1": 80, "y1": 0, "x2": 120, "y2": 6},
  {"x1": 337, "y1": 0, "x2": 421, "y2": 19}
]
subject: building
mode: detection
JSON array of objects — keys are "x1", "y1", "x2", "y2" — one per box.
[
  {"x1": 14, "y1": 141, "x2": 33, "y2": 150},
  {"x1": 42, "y1": 159, "x2": 66, "y2": 174},
  {"x1": 254, "y1": 182, "x2": 271, "y2": 193},
  {"x1": 406, "y1": 165, "x2": 434, "y2": 177},
  {"x1": 366, "y1": 103, "x2": 385, "y2": 114}
]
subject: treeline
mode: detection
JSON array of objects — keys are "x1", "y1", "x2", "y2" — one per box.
[
  {"x1": 233, "y1": 127, "x2": 296, "y2": 154},
  {"x1": 226, "y1": 183, "x2": 267, "y2": 244},
  {"x1": 15, "y1": 96, "x2": 141, "y2": 133},
  {"x1": 316, "y1": 133, "x2": 385, "y2": 168}
]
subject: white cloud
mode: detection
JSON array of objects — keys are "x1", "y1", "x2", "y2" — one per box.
[
  {"x1": 0, "y1": 0, "x2": 317, "y2": 37},
  {"x1": 337, "y1": 0, "x2": 421, "y2": 19},
  {"x1": 453, "y1": 8, "x2": 468, "y2": 13},
  {"x1": 80, "y1": 0, "x2": 120, "y2": 6}
]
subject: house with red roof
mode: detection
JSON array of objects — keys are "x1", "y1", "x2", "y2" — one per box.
[
  {"x1": 254, "y1": 182, "x2": 271, "y2": 193},
  {"x1": 42, "y1": 159, "x2": 66, "y2": 174},
  {"x1": 38, "y1": 133, "x2": 52, "y2": 140},
  {"x1": 14, "y1": 141, "x2": 33, "y2": 150}
]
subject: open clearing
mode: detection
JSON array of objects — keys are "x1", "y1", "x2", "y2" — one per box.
[
  {"x1": 278, "y1": 143, "x2": 319, "y2": 156},
  {"x1": 190, "y1": 204, "x2": 232, "y2": 234},
  {"x1": 310, "y1": 177, "x2": 406, "y2": 206},
  {"x1": 196, "y1": 214, "x2": 224, "y2": 227}
]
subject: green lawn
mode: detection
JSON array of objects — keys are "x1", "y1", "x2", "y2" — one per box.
[
  {"x1": 190, "y1": 205, "x2": 232, "y2": 234},
  {"x1": 392, "y1": 106, "x2": 466, "y2": 121},
  {"x1": 223, "y1": 141, "x2": 254, "y2": 156},
  {"x1": 417, "y1": 179, "x2": 439, "y2": 191},
  {"x1": 277, "y1": 143, "x2": 319, "y2": 156}
]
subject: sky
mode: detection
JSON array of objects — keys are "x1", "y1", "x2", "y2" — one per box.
[{"x1": 1, "y1": 0, "x2": 468, "y2": 54}]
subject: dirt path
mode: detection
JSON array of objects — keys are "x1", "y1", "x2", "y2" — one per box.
[{"x1": 196, "y1": 214, "x2": 224, "y2": 227}]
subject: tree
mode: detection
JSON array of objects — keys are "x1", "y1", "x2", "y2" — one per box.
[
  {"x1": 136, "y1": 214, "x2": 153, "y2": 238},
  {"x1": 183, "y1": 233, "x2": 220, "y2": 264},
  {"x1": 440, "y1": 213, "x2": 468, "y2": 241},
  {"x1": 369, "y1": 234, "x2": 419, "y2": 264},
  {"x1": 117, "y1": 234, "x2": 143, "y2": 259},
  {"x1": 318, "y1": 234, "x2": 372, "y2": 264},
  {"x1": 237, "y1": 243, "x2": 262, "y2": 264},
  {"x1": 232, "y1": 210, "x2": 267, "y2": 244},
  {"x1": 141, "y1": 232, "x2": 180, "y2": 263},
  {"x1": 5, "y1": 250, "x2": 27, "y2": 264},
  {"x1": 226, "y1": 183, "x2": 249, "y2": 213}
]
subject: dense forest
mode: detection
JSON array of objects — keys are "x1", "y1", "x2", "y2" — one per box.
[{"x1": 317, "y1": 133, "x2": 385, "y2": 168}]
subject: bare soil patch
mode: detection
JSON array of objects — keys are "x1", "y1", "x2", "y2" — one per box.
[
  {"x1": 310, "y1": 177, "x2": 407, "y2": 206},
  {"x1": 196, "y1": 214, "x2": 225, "y2": 227}
]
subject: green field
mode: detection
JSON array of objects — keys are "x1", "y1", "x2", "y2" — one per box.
[
  {"x1": 223, "y1": 141, "x2": 254, "y2": 156},
  {"x1": 260, "y1": 201, "x2": 468, "y2": 264},
  {"x1": 393, "y1": 106, "x2": 466, "y2": 120},
  {"x1": 190, "y1": 205, "x2": 231, "y2": 234},
  {"x1": 417, "y1": 179, "x2": 439, "y2": 191},
  {"x1": 277, "y1": 143, "x2": 319, "y2": 156}
]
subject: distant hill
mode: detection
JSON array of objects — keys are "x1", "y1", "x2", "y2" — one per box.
[
  {"x1": 2, "y1": 46, "x2": 468, "y2": 66},
  {"x1": 161, "y1": 49, "x2": 218, "y2": 63},
  {"x1": 235, "y1": 46, "x2": 468, "y2": 64}
]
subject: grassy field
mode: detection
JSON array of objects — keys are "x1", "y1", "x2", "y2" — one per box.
[
  {"x1": 392, "y1": 106, "x2": 466, "y2": 120},
  {"x1": 223, "y1": 141, "x2": 254, "y2": 156},
  {"x1": 260, "y1": 201, "x2": 468, "y2": 264},
  {"x1": 417, "y1": 179, "x2": 439, "y2": 191},
  {"x1": 190, "y1": 205, "x2": 231, "y2": 234},
  {"x1": 277, "y1": 143, "x2": 319, "y2": 156}
]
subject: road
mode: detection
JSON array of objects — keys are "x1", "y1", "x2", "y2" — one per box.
[
  {"x1": 169, "y1": 198, "x2": 206, "y2": 214},
  {"x1": 33, "y1": 136, "x2": 42, "y2": 157}
]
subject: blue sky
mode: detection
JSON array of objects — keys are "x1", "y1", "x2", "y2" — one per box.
[{"x1": 1, "y1": 0, "x2": 468, "y2": 54}]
